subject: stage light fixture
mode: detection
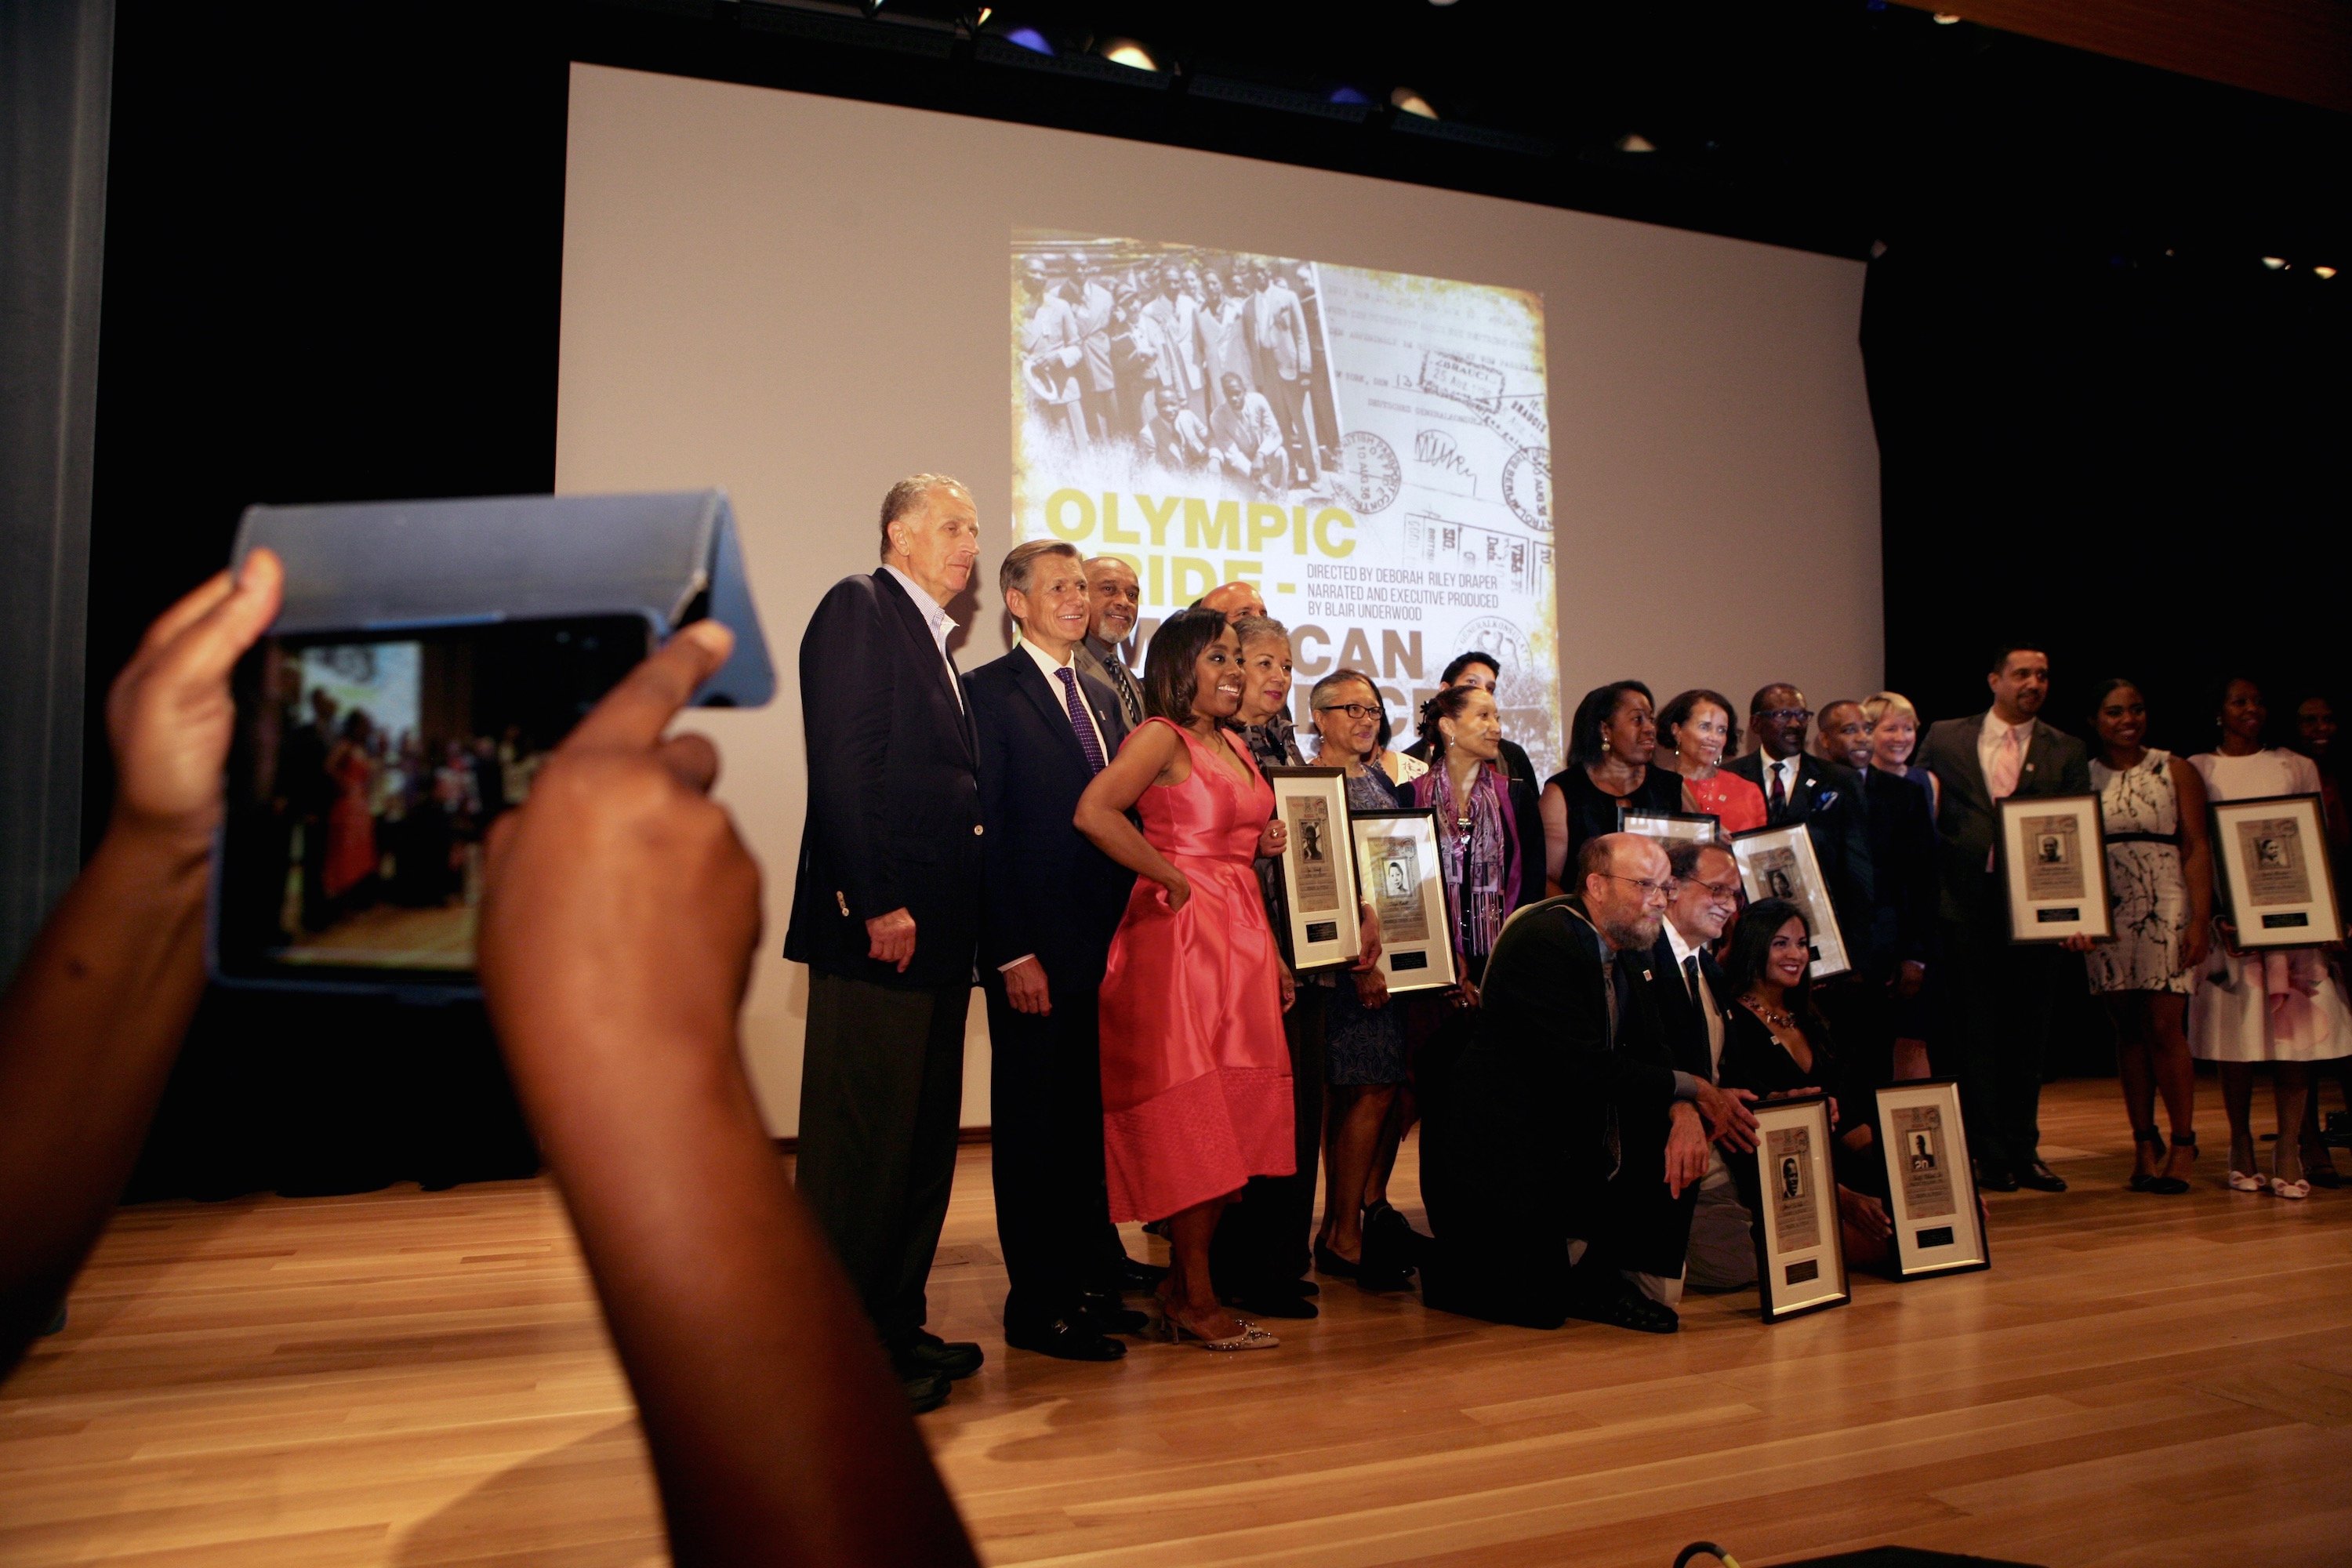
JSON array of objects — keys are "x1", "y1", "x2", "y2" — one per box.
[
  {"x1": 2262, "y1": 256, "x2": 2288, "y2": 270},
  {"x1": 1003, "y1": 24, "x2": 1051, "y2": 53},
  {"x1": 974, "y1": 5, "x2": 990, "y2": 22},
  {"x1": 1931, "y1": 11, "x2": 1961, "y2": 22},
  {"x1": 2315, "y1": 266, "x2": 2339, "y2": 279},
  {"x1": 1614, "y1": 132, "x2": 1657, "y2": 153},
  {"x1": 1099, "y1": 37, "x2": 1160, "y2": 71},
  {"x1": 1330, "y1": 85, "x2": 1372, "y2": 105},
  {"x1": 1392, "y1": 87, "x2": 1438, "y2": 119}
]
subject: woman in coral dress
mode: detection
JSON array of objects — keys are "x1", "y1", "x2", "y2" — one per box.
[
  {"x1": 1078, "y1": 609, "x2": 1294, "y2": 1350},
  {"x1": 322, "y1": 710, "x2": 379, "y2": 903}
]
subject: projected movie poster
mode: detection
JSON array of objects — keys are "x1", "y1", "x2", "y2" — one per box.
[{"x1": 1011, "y1": 232, "x2": 1561, "y2": 774}]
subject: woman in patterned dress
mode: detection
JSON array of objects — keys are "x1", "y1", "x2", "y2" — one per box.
[{"x1": 2082, "y1": 679, "x2": 2212, "y2": 1193}]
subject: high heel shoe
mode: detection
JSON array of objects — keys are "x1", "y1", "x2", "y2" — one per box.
[
  {"x1": 1152, "y1": 1312, "x2": 1279, "y2": 1351},
  {"x1": 1313, "y1": 1243, "x2": 1361, "y2": 1279},
  {"x1": 2270, "y1": 1152, "x2": 2312, "y2": 1201},
  {"x1": 2227, "y1": 1139, "x2": 2266, "y2": 1193},
  {"x1": 2126, "y1": 1126, "x2": 2168, "y2": 1192}
]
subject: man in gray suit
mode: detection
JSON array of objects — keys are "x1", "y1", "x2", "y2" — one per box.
[
  {"x1": 1071, "y1": 556, "x2": 1144, "y2": 734},
  {"x1": 1917, "y1": 642, "x2": 2092, "y2": 1193}
]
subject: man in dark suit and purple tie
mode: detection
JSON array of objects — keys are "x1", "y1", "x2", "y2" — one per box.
[
  {"x1": 963, "y1": 540, "x2": 1148, "y2": 1363},
  {"x1": 786, "y1": 474, "x2": 987, "y2": 1414}
]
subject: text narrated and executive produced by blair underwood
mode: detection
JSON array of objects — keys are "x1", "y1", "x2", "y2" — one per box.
[{"x1": 1011, "y1": 231, "x2": 1561, "y2": 775}]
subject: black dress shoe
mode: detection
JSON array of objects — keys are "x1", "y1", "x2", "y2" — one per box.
[
  {"x1": 1313, "y1": 1243, "x2": 1361, "y2": 1279},
  {"x1": 1566, "y1": 1276, "x2": 1679, "y2": 1335},
  {"x1": 903, "y1": 1370, "x2": 952, "y2": 1414},
  {"x1": 2013, "y1": 1159, "x2": 2067, "y2": 1192},
  {"x1": 1115, "y1": 1256, "x2": 1170, "y2": 1291},
  {"x1": 1975, "y1": 1158, "x2": 2019, "y2": 1192},
  {"x1": 898, "y1": 1330, "x2": 985, "y2": 1381},
  {"x1": 1080, "y1": 1293, "x2": 1150, "y2": 1335},
  {"x1": 1004, "y1": 1315, "x2": 1127, "y2": 1361}
]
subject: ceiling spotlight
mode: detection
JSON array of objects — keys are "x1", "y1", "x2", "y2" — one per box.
[
  {"x1": 1931, "y1": 11, "x2": 1962, "y2": 22},
  {"x1": 2315, "y1": 266, "x2": 2339, "y2": 280},
  {"x1": 1614, "y1": 132, "x2": 1657, "y2": 153},
  {"x1": 1099, "y1": 37, "x2": 1159, "y2": 71},
  {"x1": 2261, "y1": 256, "x2": 2288, "y2": 270},
  {"x1": 1000, "y1": 24, "x2": 1051, "y2": 53},
  {"x1": 974, "y1": 5, "x2": 990, "y2": 22},
  {"x1": 1391, "y1": 87, "x2": 1438, "y2": 119}
]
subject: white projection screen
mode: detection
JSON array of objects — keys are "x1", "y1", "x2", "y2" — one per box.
[{"x1": 556, "y1": 63, "x2": 1880, "y2": 1134}]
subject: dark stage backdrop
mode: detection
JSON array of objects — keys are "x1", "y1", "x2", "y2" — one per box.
[{"x1": 89, "y1": 2, "x2": 2348, "y2": 1196}]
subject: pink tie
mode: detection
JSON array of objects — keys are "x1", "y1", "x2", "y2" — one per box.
[{"x1": 1989, "y1": 725, "x2": 2024, "y2": 800}]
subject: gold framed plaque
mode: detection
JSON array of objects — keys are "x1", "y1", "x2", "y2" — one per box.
[
  {"x1": 2211, "y1": 793, "x2": 2343, "y2": 950},
  {"x1": 1263, "y1": 766, "x2": 1365, "y2": 974},
  {"x1": 1997, "y1": 793, "x2": 2113, "y2": 943},
  {"x1": 1749, "y1": 1092, "x2": 1849, "y2": 1323},
  {"x1": 1348, "y1": 808, "x2": 1458, "y2": 994},
  {"x1": 1873, "y1": 1079, "x2": 1988, "y2": 1279},
  {"x1": 1617, "y1": 806, "x2": 1723, "y2": 846},
  {"x1": 1729, "y1": 824, "x2": 1850, "y2": 979}
]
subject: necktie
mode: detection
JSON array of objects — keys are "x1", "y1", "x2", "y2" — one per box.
[
  {"x1": 1767, "y1": 761, "x2": 1789, "y2": 822},
  {"x1": 1104, "y1": 654, "x2": 1144, "y2": 728},
  {"x1": 1600, "y1": 955, "x2": 1624, "y2": 1177},
  {"x1": 1684, "y1": 953, "x2": 1702, "y2": 1007},
  {"x1": 1989, "y1": 724, "x2": 2024, "y2": 800},
  {"x1": 1054, "y1": 666, "x2": 1107, "y2": 775}
]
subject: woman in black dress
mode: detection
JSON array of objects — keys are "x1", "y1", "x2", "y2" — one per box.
[
  {"x1": 1717, "y1": 898, "x2": 1894, "y2": 1268},
  {"x1": 1539, "y1": 681, "x2": 1682, "y2": 891}
]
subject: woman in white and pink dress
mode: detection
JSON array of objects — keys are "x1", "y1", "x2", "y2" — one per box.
[{"x1": 2189, "y1": 678, "x2": 2351, "y2": 1200}]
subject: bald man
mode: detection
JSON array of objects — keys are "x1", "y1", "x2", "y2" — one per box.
[
  {"x1": 1418, "y1": 834, "x2": 1754, "y2": 1334},
  {"x1": 1195, "y1": 580, "x2": 1266, "y2": 619}
]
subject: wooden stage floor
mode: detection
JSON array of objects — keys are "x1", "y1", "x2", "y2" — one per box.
[{"x1": 4, "y1": 1076, "x2": 2349, "y2": 1567}]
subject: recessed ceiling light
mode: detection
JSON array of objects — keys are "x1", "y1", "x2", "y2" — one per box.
[
  {"x1": 2261, "y1": 256, "x2": 2288, "y2": 270},
  {"x1": 1392, "y1": 87, "x2": 1438, "y2": 119},
  {"x1": 1099, "y1": 37, "x2": 1159, "y2": 71},
  {"x1": 2315, "y1": 265, "x2": 2339, "y2": 280},
  {"x1": 1614, "y1": 132, "x2": 1657, "y2": 153},
  {"x1": 1931, "y1": 11, "x2": 1962, "y2": 23}
]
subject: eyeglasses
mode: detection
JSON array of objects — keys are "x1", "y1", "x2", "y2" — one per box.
[
  {"x1": 1599, "y1": 873, "x2": 1676, "y2": 901},
  {"x1": 1759, "y1": 708, "x2": 1813, "y2": 724},
  {"x1": 1316, "y1": 703, "x2": 1381, "y2": 720},
  {"x1": 1687, "y1": 877, "x2": 1742, "y2": 902}
]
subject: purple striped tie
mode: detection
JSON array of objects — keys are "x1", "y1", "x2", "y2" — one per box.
[{"x1": 1055, "y1": 666, "x2": 1107, "y2": 775}]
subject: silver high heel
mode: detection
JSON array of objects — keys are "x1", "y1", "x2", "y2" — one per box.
[{"x1": 1153, "y1": 1312, "x2": 1279, "y2": 1352}]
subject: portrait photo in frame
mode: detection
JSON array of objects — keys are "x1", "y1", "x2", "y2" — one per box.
[
  {"x1": 1348, "y1": 808, "x2": 1458, "y2": 994},
  {"x1": 1997, "y1": 793, "x2": 2114, "y2": 944},
  {"x1": 1617, "y1": 806, "x2": 1723, "y2": 846},
  {"x1": 2210, "y1": 793, "x2": 2343, "y2": 950},
  {"x1": 1873, "y1": 1079, "x2": 1989, "y2": 1279},
  {"x1": 1729, "y1": 824, "x2": 1851, "y2": 978},
  {"x1": 1749, "y1": 1093, "x2": 1849, "y2": 1322},
  {"x1": 1263, "y1": 766, "x2": 1365, "y2": 974}
]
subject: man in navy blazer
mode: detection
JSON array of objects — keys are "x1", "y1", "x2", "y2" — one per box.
[
  {"x1": 963, "y1": 540, "x2": 1142, "y2": 1362},
  {"x1": 785, "y1": 474, "x2": 986, "y2": 1413},
  {"x1": 1726, "y1": 682, "x2": 1875, "y2": 946},
  {"x1": 1917, "y1": 642, "x2": 2092, "y2": 1192}
]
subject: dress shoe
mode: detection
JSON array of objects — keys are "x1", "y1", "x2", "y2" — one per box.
[
  {"x1": 902, "y1": 1370, "x2": 952, "y2": 1414},
  {"x1": 2013, "y1": 1159, "x2": 2067, "y2": 1192},
  {"x1": 1080, "y1": 1292, "x2": 1150, "y2": 1335},
  {"x1": 1004, "y1": 1315, "x2": 1127, "y2": 1362},
  {"x1": 1566, "y1": 1275, "x2": 1679, "y2": 1335},
  {"x1": 1115, "y1": 1256, "x2": 1170, "y2": 1291},
  {"x1": 1974, "y1": 1157, "x2": 2019, "y2": 1192},
  {"x1": 896, "y1": 1330, "x2": 985, "y2": 1381}
]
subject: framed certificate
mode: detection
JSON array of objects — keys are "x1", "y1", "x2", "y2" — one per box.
[
  {"x1": 1997, "y1": 793, "x2": 2113, "y2": 943},
  {"x1": 1749, "y1": 1093, "x2": 1849, "y2": 1323},
  {"x1": 1873, "y1": 1080, "x2": 1988, "y2": 1279},
  {"x1": 1729, "y1": 824, "x2": 1850, "y2": 978},
  {"x1": 1264, "y1": 767, "x2": 1364, "y2": 974},
  {"x1": 1617, "y1": 806, "x2": 1722, "y2": 846},
  {"x1": 2211, "y1": 793, "x2": 2343, "y2": 949},
  {"x1": 1348, "y1": 808, "x2": 1458, "y2": 994}
]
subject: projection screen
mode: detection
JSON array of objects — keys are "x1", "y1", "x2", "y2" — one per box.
[{"x1": 555, "y1": 63, "x2": 1880, "y2": 1134}]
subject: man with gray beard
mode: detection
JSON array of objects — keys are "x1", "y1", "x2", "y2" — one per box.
[{"x1": 1417, "y1": 833, "x2": 1755, "y2": 1333}]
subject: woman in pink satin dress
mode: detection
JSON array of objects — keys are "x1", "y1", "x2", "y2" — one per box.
[{"x1": 1077, "y1": 610, "x2": 1295, "y2": 1350}]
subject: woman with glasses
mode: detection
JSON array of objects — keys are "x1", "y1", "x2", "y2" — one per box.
[
  {"x1": 1716, "y1": 898, "x2": 1896, "y2": 1268},
  {"x1": 1303, "y1": 669, "x2": 1411, "y2": 1281},
  {"x1": 1657, "y1": 688, "x2": 1766, "y2": 835},
  {"x1": 1540, "y1": 681, "x2": 1682, "y2": 891}
]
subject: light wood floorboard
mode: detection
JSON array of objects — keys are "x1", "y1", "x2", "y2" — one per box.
[{"x1": 3, "y1": 1076, "x2": 2347, "y2": 1566}]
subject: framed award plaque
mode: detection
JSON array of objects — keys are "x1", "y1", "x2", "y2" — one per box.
[
  {"x1": 1263, "y1": 766, "x2": 1364, "y2": 974},
  {"x1": 1997, "y1": 793, "x2": 2114, "y2": 943},
  {"x1": 1617, "y1": 806, "x2": 1723, "y2": 847},
  {"x1": 1749, "y1": 1093, "x2": 1849, "y2": 1323},
  {"x1": 1729, "y1": 824, "x2": 1850, "y2": 978},
  {"x1": 1873, "y1": 1080, "x2": 1989, "y2": 1279},
  {"x1": 2211, "y1": 793, "x2": 2343, "y2": 949},
  {"x1": 1347, "y1": 808, "x2": 1458, "y2": 994}
]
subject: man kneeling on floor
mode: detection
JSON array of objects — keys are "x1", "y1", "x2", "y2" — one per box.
[{"x1": 1417, "y1": 833, "x2": 1758, "y2": 1332}]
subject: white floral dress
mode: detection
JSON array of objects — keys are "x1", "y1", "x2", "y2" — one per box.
[{"x1": 2087, "y1": 750, "x2": 2193, "y2": 994}]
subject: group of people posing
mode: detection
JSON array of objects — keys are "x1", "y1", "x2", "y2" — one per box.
[{"x1": 786, "y1": 474, "x2": 2351, "y2": 1410}]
